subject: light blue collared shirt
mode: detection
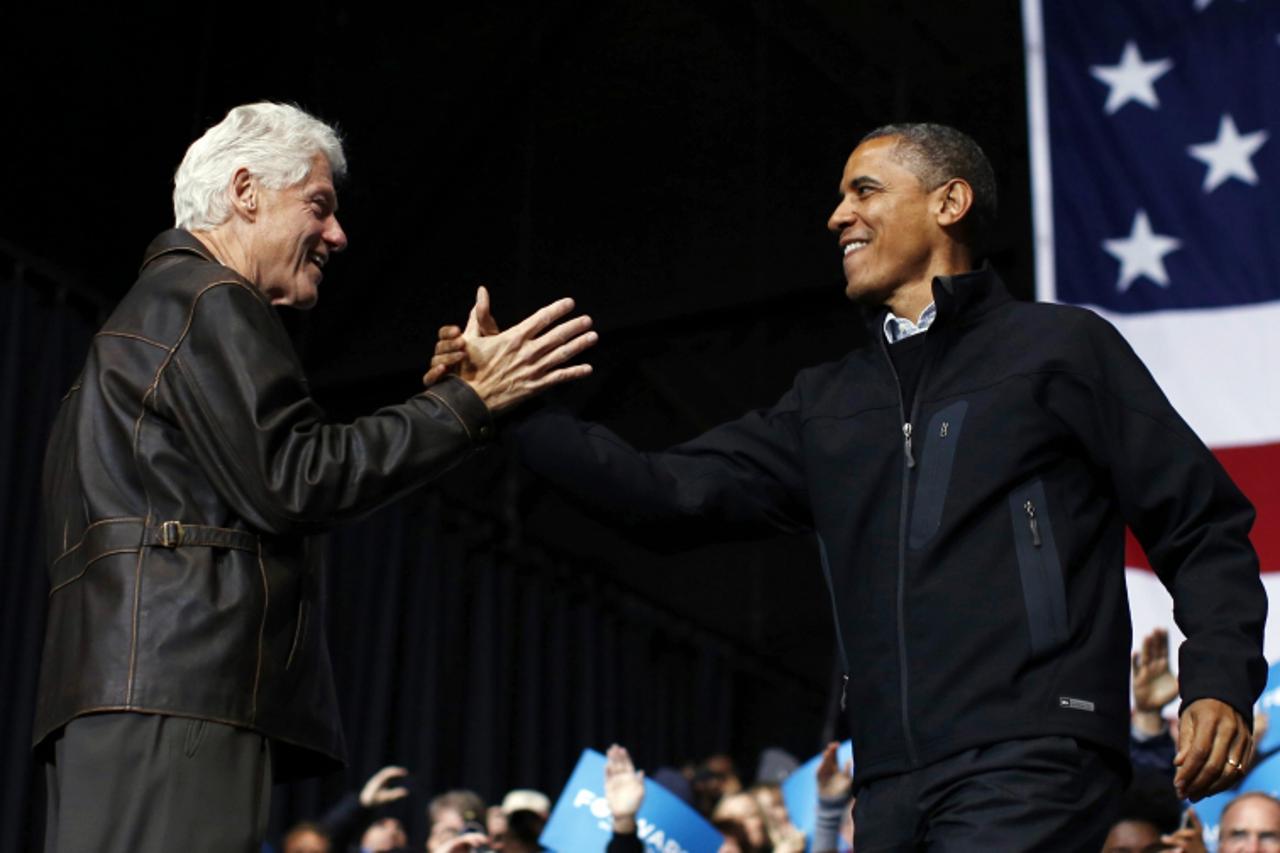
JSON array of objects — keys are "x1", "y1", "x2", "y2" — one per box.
[{"x1": 883, "y1": 302, "x2": 937, "y2": 343}]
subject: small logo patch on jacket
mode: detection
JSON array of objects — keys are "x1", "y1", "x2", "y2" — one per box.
[{"x1": 1059, "y1": 696, "x2": 1095, "y2": 712}]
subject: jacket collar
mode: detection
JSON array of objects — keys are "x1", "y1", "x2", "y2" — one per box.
[
  {"x1": 861, "y1": 262, "x2": 1011, "y2": 333},
  {"x1": 930, "y1": 261, "x2": 1011, "y2": 324},
  {"x1": 140, "y1": 228, "x2": 219, "y2": 272}
]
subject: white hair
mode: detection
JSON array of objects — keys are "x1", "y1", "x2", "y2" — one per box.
[{"x1": 173, "y1": 102, "x2": 347, "y2": 231}]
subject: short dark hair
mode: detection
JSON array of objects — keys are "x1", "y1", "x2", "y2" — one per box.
[{"x1": 860, "y1": 123, "x2": 998, "y2": 252}]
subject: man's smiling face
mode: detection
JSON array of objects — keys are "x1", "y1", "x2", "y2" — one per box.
[
  {"x1": 249, "y1": 153, "x2": 347, "y2": 309},
  {"x1": 826, "y1": 136, "x2": 941, "y2": 307}
]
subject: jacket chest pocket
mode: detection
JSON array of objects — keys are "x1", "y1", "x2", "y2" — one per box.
[
  {"x1": 909, "y1": 400, "x2": 969, "y2": 549},
  {"x1": 1010, "y1": 478, "x2": 1069, "y2": 657}
]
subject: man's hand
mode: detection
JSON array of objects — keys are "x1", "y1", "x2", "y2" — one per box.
[
  {"x1": 422, "y1": 286, "x2": 595, "y2": 413},
  {"x1": 604, "y1": 743, "x2": 646, "y2": 834},
  {"x1": 1174, "y1": 698, "x2": 1254, "y2": 800},
  {"x1": 816, "y1": 742, "x2": 853, "y2": 801},
  {"x1": 436, "y1": 834, "x2": 490, "y2": 853},
  {"x1": 423, "y1": 285, "x2": 500, "y2": 386},
  {"x1": 1159, "y1": 808, "x2": 1207, "y2": 853},
  {"x1": 1133, "y1": 628, "x2": 1179, "y2": 713},
  {"x1": 773, "y1": 825, "x2": 808, "y2": 853},
  {"x1": 359, "y1": 764, "x2": 410, "y2": 808}
]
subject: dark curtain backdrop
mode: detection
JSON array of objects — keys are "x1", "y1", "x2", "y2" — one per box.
[
  {"x1": 0, "y1": 277, "x2": 95, "y2": 850},
  {"x1": 0, "y1": 276, "x2": 827, "y2": 851}
]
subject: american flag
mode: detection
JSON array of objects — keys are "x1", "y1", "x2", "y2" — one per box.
[{"x1": 1022, "y1": 0, "x2": 1280, "y2": 666}]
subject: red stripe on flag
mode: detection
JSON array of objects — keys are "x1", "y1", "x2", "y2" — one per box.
[{"x1": 1125, "y1": 441, "x2": 1280, "y2": 572}]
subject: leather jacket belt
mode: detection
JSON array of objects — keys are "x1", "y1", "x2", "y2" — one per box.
[
  {"x1": 140, "y1": 520, "x2": 260, "y2": 551},
  {"x1": 50, "y1": 518, "x2": 262, "y2": 594}
]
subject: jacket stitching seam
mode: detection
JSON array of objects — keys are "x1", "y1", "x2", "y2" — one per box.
[
  {"x1": 126, "y1": 279, "x2": 241, "y2": 704},
  {"x1": 51, "y1": 516, "x2": 146, "y2": 564},
  {"x1": 43, "y1": 707, "x2": 262, "y2": 733},
  {"x1": 422, "y1": 389, "x2": 473, "y2": 442},
  {"x1": 48, "y1": 548, "x2": 141, "y2": 596},
  {"x1": 168, "y1": 354, "x2": 296, "y2": 531},
  {"x1": 252, "y1": 539, "x2": 269, "y2": 723},
  {"x1": 96, "y1": 330, "x2": 170, "y2": 350},
  {"x1": 124, "y1": 546, "x2": 146, "y2": 705},
  {"x1": 141, "y1": 243, "x2": 217, "y2": 268}
]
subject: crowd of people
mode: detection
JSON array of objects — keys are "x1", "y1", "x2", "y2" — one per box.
[
  {"x1": 270, "y1": 626, "x2": 1275, "y2": 853},
  {"x1": 1100, "y1": 629, "x2": 1275, "y2": 853},
  {"x1": 273, "y1": 742, "x2": 855, "y2": 853}
]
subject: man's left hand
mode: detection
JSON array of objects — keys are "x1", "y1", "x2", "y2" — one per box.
[{"x1": 1174, "y1": 698, "x2": 1254, "y2": 801}]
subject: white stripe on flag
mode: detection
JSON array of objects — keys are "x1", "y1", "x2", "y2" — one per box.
[
  {"x1": 1127, "y1": 567, "x2": 1280, "y2": 681},
  {"x1": 1090, "y1": 302, "x2": 1280, "y2": 450}
]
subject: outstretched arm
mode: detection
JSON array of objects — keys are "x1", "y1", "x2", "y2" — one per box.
[
  {"x1": 163, "y1": 281, "x2": 594, "y2": 536},
  {"x1": 431, "y1": 288, "x2": 812, "y2": 534}
]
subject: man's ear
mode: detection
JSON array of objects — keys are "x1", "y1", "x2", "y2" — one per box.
[
  {"x1": 229, "y1": 167, "x2": 258, "y2": 222},
  {"x1": 935, "y1": 178, "x2": 974, "y2": 229}
]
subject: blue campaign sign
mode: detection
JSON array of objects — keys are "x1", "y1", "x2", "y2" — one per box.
[
  {"x1": 780, "y1": 741, "x2": 853, "y2": 853},
  {"x1": 1175, "y1": 660, "x2": 1280, "y2": 852},
  {"x1": 1255, "y1": 660, "x2": 1280, "y2": 757},
  {"x1": 540, "y1": 749, "x2": 724, "y2": 853}
]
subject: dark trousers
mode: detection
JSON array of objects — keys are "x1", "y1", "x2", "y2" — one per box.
[
  {"x1": 853, "y1": 735, "x2": 1125, "y2": 852},
  {"x1": 43, "y1": 712, "x2": 272, "y2": 853}
]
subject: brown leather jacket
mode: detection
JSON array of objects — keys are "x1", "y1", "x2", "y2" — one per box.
[{"x1": 34, "y1": 230, "x2": 494, "y2": 778}]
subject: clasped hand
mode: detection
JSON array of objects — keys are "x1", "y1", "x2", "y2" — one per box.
[{"x1": 423, "y1": 285, "x2": 596, "y2": 413}]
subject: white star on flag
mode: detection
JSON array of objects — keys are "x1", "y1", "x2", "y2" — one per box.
[
  {"x1": 1187, "y1": 114, "x2": 1269, "y2": 192},
  {"x1": 1102, "y1": 210, "x2": 1182, "y2": 292},
  {"x1": 1090, "y1": 41, "x2": 1174, "y2": 114}
]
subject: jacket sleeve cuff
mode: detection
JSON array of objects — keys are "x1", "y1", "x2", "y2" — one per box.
[{"x1": 420, "y1": 376, "x2": 495, "y2": 445}]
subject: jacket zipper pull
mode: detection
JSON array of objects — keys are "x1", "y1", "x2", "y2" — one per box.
[
  {"x1": 840, "y1": 673, "x2": 849, "y2": 711},
  {"x1": 903, "y1": 422, "x2": 915, "y2": 468},
  {"x1": 1024, "y1": 500, "x2": 1042, "y2": 547}
]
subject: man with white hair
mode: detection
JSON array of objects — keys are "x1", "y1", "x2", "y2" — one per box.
[{"x1": 33, "y1": 102, "x2": 596, "y2": 852}]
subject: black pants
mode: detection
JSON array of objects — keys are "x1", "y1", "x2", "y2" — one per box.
[
  {"x1": 853, "y1": 735, "x2": 1125, "y2": 852},
  {"x1": 43, "y1": 712, "x2": 272, "y2": 853}
]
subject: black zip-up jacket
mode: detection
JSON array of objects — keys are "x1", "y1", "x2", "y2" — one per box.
[
  {"x1": 512, "y1": 267, "x2": 1267, "y2": 784},
  {"x1": 34, "y1": 230, "x2": 494, "y2": 778}
]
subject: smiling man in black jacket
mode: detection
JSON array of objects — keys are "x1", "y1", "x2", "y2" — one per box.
[{"x1": 434, "y1": 123, "x2": 1267, "y2": 850}]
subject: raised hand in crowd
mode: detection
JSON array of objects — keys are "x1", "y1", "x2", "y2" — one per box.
[
  {"x1": 359, "y1": 765, "x2": 411, "y2": 809},
  {"x1": 816, "y1": 742, "x2": 853, "y2": 803},
  {"x1": 1132, "y1": 627, "x2": 1179, "y2": 736},
  {"x1": 422, "y1": 285, "x2": 595, "y2": 413},
  {"x1": 1158, "y1": 808, "x2": 1208, "y2": 853},
  {"x1": 750, "y1": 784, "x2": 805, "y2": 853},
  {"x1": 605, "y1": 743, "x2": 647, "y2": 835},
  {"x1": 814, "y1": 742, "x2": 854, "y2": 853},
  {"x1": 770, "y1": 824, "x2": 806, "y2": 853},
  {"x1": 711, "y1": 793, "x2": 772, "y2": 852}
]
